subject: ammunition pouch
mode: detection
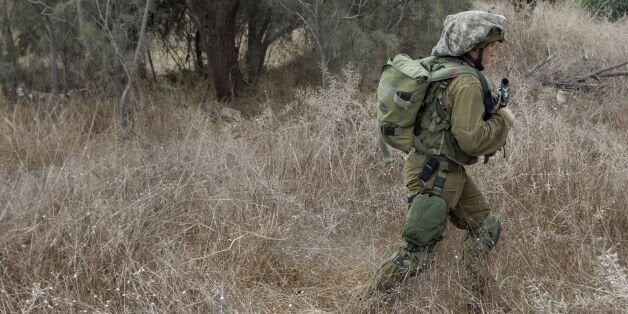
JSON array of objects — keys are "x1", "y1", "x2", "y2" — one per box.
[{"x1": 403, "y1": 193, "x2": 448, "y2": 247}]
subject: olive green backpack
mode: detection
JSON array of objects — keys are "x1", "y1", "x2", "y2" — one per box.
[{"x1": 376, "y1": 54, "x2": 482, "y2": 164}]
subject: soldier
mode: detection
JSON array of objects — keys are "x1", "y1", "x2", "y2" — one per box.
[{"x1": 365, "y1": 11, "x2": 515, "y2": 309}]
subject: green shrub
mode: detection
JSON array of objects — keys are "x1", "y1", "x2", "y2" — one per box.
[{"x1": 577, "y1": 0, "x2": 628, "y2": 20}]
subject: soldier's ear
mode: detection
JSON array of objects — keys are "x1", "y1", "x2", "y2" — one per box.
[{"x1": 467, "y1": 49, "x2": 480, "y2": 59}]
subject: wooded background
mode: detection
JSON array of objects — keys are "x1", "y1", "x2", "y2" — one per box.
[
  {"x1": 0, "y1": 0, "x2": 478, "y2": 101},
  {"x1": 1, "y1": 1, "x2": 624, "y2": 109}
]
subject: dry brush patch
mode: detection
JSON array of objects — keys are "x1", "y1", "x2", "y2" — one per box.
[
  {"x1": 0, "y1": 70, "x2": 400, "y2": 312},
  {"x1": 1, "y1": 2, "x2": 627, "y2": 313}
]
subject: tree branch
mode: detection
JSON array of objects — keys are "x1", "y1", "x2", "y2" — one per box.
[{"x1": 524, "y1": 54, "x2": 554, "y2": 78}]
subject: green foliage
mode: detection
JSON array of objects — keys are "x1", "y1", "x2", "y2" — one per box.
[
  {"x1": 398, "y1": 0, "x2": 473, "y2": 58},
  {"x1": 576, "y1": 0, "x2": 628, "y2": 20},
  {"x1": 0, "y1": 0, "x2": 172, "y2": 98},
  {"x1": 0, "y1": 0, "x2": 474, "y2": 99},
  {"x1": 311, "y1": 0, "x2": 472, "y2": 83},
  {"x1": 331, "y1": 22, "x2": 399, "y2": 69}
]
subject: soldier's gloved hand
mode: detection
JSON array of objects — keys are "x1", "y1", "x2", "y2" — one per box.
[{"x1": 497, "y1": 107, "x2": 515, "y2": 125}]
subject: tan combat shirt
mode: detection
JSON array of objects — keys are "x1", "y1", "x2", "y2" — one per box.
[{"x1": 446, "y1": 74, "x2": 513, "y2": 158}]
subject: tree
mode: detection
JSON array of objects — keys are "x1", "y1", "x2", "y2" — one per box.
[
  {"x1": 272, "y1": 0, "x2": 474, "y2": 87},
  {"x1": 150, "y1": 0, "x2": 202, "y2": 75},
  {"x1": 183, "y1": 0, "x2": 299, "y2": 100},
  {"x1": 185, "y1": 0, "x2": 244, "y2": 101},
  {"x1": 241, "y1": 0, "x2": 299, "y2": 84},
  {"x1": 29, "y1": 0, "x2": 60, "y2": 96},
  {"x1": 278, "y1": 0, "x2": 352, "y2": 86},
  {"x1": 0, "y1": 0, "x2": 21, "y2": 103},
  {"x1": 118, "y1": 0, "x2": 153, "y2": 129}
]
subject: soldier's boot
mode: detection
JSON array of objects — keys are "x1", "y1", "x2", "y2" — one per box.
[
  {"x1": 360, "y1": 241, "x2": 436, "y2": 299},
  {"x1": 461, "y1": 214, "x2": 511, "y2": 312},
  {"x1": 360, "y1": 192, "x2": 447, "y2": 300}
]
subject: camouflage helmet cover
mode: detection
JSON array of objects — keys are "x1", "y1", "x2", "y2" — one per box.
[{"x1": 431, "y1": 11, "x2": 506, "y2": 57}]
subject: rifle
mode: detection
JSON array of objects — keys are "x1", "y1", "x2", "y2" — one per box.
[
  {"x1": 483, "y1": 78, "x2": 510, "y2": 164},
  {"x1": 485, "y1": 78, "x2": 510, "y2": 117}
]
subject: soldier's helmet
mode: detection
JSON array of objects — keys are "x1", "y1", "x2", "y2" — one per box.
[{"x1": 432, "y1": 11, "x2": 507, "y2": 57}]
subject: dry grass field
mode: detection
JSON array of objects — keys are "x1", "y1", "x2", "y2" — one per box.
[{"x1": 0, "y1": 1, "x2": 626, "y2": 313}]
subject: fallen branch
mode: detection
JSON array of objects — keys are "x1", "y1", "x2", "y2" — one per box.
[
  {"x1": 597, "y1": 71, "x2": 628, "y2": 78},
  {"x1": 538, "y1": 60, "x2": 628, "y2": 90},
  {"x1": 577, "y1": 61, "x2": 628, "y2": 81}
]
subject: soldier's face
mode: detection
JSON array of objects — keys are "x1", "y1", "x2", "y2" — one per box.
[{"x1": 481, "y1": 43, "x2": 497, "y2": 65}]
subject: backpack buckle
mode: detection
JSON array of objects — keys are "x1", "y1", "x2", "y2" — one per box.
[{"x1": 380, "y1": 126, "x2": 401, "y2": 136}]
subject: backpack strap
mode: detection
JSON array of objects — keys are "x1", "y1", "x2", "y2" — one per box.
[
  {"x1": 412, "y1": 57, "x2": 486, "y2": 165},
  {"x1": 476, "y1": 73, "x2": 496, "y2": 121},
  {"x1": 379, "y1": 133, "x2": 394, "y2": 165},
  {"x1": 429, "y1": 58, "x2": 495, "y2": 120}
]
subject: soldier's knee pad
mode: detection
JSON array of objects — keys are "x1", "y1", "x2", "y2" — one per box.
[
  {"x1": 468, "y1": 213, "x2": 502, "y2": 252},
  {"x1": 402, "y1": 193, "x2": 448, "y2": 247}
]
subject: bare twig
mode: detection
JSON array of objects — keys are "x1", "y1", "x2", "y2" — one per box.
[
  {"x1": 181, "y1": 231, "x2": 284, "y2": 265},
  {"x1": 524, "y1": 54, "x2": 554, "y2": 78},
  {"x1": 183, "y1": 234, "x2": 248, "y2": 264}
]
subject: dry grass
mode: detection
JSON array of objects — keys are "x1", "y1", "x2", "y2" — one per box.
[{"x1": 1, "y1": 1, "x2": 627, "y2": 313}]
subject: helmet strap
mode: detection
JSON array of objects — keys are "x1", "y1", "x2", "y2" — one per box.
[
  {"x1": 472, "y1": 48, "x2": 485, "y2": 71},
  {"x1": 461, "y1": 50, "x2": 485, "y2": 71}
]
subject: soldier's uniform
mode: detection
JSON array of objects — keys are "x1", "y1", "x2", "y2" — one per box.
[{"x1": 366, "y1": 11, "x2": 514, "y2": 305}]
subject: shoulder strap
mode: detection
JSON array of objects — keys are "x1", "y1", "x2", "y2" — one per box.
[
  {"x1": 429, "y1": 59, "x2": 478, "y2": 82},
  {"x1": 425, "y1": 57, "x2": 495, "y2": 119}
]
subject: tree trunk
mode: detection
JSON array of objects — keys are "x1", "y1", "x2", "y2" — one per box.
[
  {"x1": 29, "y1": 1, "x2": 61, "y2": 95},
  {"x1": 76, "y1": 0, "x2": 82, "y2": 31},
  {"x1": 312, "y1": 0, "x2": 328, "y2": 87},
  {"x1": 282, "y1": 0, "x2": 328, "y2": 86},
  {"x1": 193, "y1": 30, "x2": 205, "y2": 77},
  {"x1": 245, "y1": 39, "x2": 270, "y2": 84},
  {"x1": 242, "y1": 1, "x2": 300, "y2": 85},
  {"x1": 244, "y1": 2, "x2": 272, "y2": 85},
  {"x1": 118, "y1": 0, "x2": 153, "y2": 130},
  {"x1": 43, "y1": 15, "x2": 59, "y2": 95},
  {"x1": 186, "y1": 0, "x2": 243, "y2": 101},
  {"x1": 1, "y1": 0, "x2": 20, "y2": 103}
]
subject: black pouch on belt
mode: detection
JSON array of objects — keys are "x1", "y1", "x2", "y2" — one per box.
[{"x1": 419, "y1": 157, "x2": 439, "y2": 182}]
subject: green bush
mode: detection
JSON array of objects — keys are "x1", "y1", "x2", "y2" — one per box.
[{"x1": 577, "y1": 0, "x2": 628, "y2": 20}]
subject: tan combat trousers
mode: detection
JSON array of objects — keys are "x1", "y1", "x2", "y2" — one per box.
[{"x1": 366, "y1": 155, "x2": 502, "y2": 304}]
